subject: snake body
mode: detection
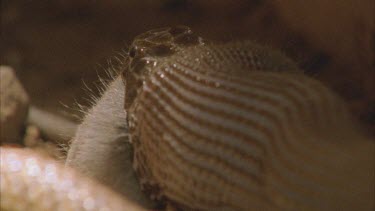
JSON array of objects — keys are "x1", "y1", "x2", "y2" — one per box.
[
  {"x1": 1, "y1": 26, "x2": 374, "y2": 210},
  {"x1": 124, "y1": 26, "x2": 374, "y2": 210}
]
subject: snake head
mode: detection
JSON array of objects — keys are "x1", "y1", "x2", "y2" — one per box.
[{"x1": 122, "y1": 26, "x2": 204, "y2": 110}]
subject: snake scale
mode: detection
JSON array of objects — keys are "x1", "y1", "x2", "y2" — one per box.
[{"x1": 1, "y1": 26, "x2": 374, "y2": 210}]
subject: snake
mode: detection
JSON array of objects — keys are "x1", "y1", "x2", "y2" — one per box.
[{"x1": 1, "y1": 26, "x2": 374, "y2": 210}]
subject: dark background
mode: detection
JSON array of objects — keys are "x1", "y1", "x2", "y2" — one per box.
[{"x1": 1, "y1": 0, "x2": 374, "y2": 135}]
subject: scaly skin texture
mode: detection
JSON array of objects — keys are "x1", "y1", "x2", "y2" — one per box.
[
  {"x1": 124, "y1": 27, "x2": 374, "y2": 210},
  {"x1": 2, "y1": 26, "x2": 373, "y2": 211}
]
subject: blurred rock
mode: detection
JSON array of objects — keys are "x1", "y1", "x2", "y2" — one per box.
[
  {"x1": 0, "y1": 66, "x2": 29, "y2": 144},
  {"x1": 23, "y1": 124, "x2": 62, "y2": 159},
  {"x1": 23, "y1": 125, "x2": 41, "y2": 147}
]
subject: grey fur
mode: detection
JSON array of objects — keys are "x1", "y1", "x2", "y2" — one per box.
[{"x1": 66, "y1": 76, "x2": 155, "y2": 208}]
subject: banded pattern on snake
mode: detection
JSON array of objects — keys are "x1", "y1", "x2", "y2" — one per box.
[
  {"x1": 1, "y1": 26, "x2": 374, "y2": 211},
  {"x1": 123, "y1": 26, "x2": 374, "y2": 210}
]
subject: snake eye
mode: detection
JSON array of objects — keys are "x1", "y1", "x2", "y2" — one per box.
[{"x1": 129, "y1": 46, "x2": 137, "y2": 58}]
